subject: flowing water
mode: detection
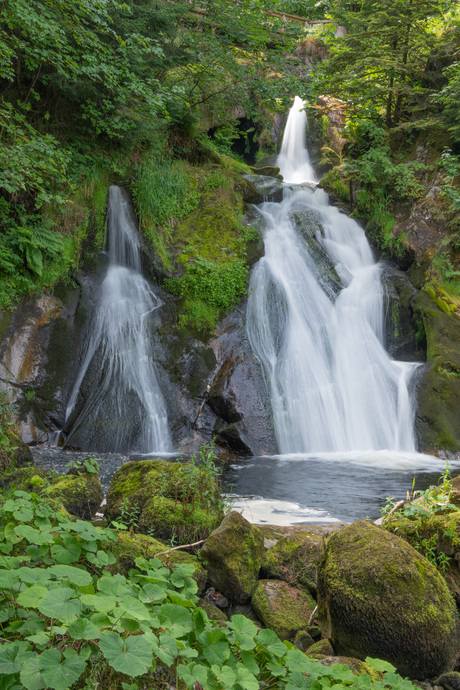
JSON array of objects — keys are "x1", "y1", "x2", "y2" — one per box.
[{"x1": 63, "y1": 186, "x2": 171, "y2": 454}]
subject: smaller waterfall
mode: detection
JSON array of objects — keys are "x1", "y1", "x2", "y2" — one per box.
[
  {"x1": 65, "y1": 186, "x2": 171, "y2": 453},
  {"x1": 277, "y1": 96, "x2": 318, "y2": 185}
]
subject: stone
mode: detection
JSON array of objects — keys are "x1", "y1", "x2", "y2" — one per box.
[
  {"x1": 200, "y1": 601, "x2": 228, "y2": 622},
  {"x1": 306, "y1": 638, "x2": 335, "y2": 659},
  {"x1": 318, "y1": 657, "x2": 382, "y2": 681},
  {"x1": 111, "y1": 531, "x2": 207, "y2": 594},
  {"x1": 293, "y1": 630, "x2": 315, "y2": 652},
  {"x1": 261, "y1": 529, "x2": 324, "y2": 595},
  {"x1": 251, "y1": 579, "x2": 316, "y2": 641},
  {"x1": 438, "y1": 672, "x2": 460, "y2": 690},
  {"x1": 46, "y1": 470, "x2": 103, "y2": 520},
  {"x1": 105, "y1": 459, "x2": 224, "y2": 544},
  {"x1": 200, "y1": 511, "x2": 264, "y2": 604},
  {"x1": 317, "y1": 520, "x2": 458, "y2": 679}
]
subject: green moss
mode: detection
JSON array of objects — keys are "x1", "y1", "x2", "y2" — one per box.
[
  {"x1": 252, "y1": 579, "x2": 316, "y2": 641},
  {"x1": 261, "y1": 530, "x2": 323, "y2": 594},
  {"x1": 306, "y1": 639, "x2": 334, "y2": 659},
  {"x1": 47, "y1": 472, "x2": 103, "y2": 520},
  {"x1": 0, "y1": 467, "x2": 52, "y2": 492},
  {"x1": 317, "y1": 520, "x2": 457, "y2": 679},
  {"x1": 111, "y1": 532, "x2": 207, "y2": 594}
]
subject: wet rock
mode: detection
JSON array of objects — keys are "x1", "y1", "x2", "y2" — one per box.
[
  {"x1": 381, "y1": 265, "x2": 420, "y2": 361},
  {"x1": 437, "y1": 672, "x2": 460, "y2": 690},
  {"x1": 111, "y1": 531, "x2": 207, "y2": 594},
  {"x1": 252, "y1": 579, "x2": 316, "y2": 641},
  {"x1": 207, "y1": 309, "x2": 277, "y2": 456},
  {"x1": 261, "y1": 529, "x2": 324, "y2": 595},
  {"x1": 412, "y1": 289, "x2": 460, "y2": 451},
  {"x1": 203, "y1": 587, "x2": 229, "y2": 609},
  {"x1": 317, "y1": 520, "x2": 458, "y2": 679},
  {"x1": 9, "y1": 439, "x2": 34, "y2": 468},
  {"x1": 293, "y1": 630, "x2": 315, "y2": 652},
  {"x1": 106, "y1": 459, "x2": 223, "y2": 544},
  {"x1": 200, "y1": 511, "x2": 264, "y2": 604}
]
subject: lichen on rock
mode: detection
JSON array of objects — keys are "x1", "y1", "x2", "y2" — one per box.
[
  {"x1": 252, "y1": 579, "x2": 316, "y2": 641},
  {"x1": 261, "y1": 529, "x2": 324, "y2": 595},
  {"x1": 317, "y1": 520, "x2": 458, "y2": 679}
]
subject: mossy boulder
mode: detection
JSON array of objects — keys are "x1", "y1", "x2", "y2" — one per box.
[
  {"x1": 200, "y1": 511, "x2": 264, "y2": 604},
  {"x1": 318, "y1": 657, "x2": 382, "y2": 681},
  {"x1": 317, "y1": 520, "x2": 458, "y2": 679},
  {"x1": 106, "y1": 459, "x2": 223, "y2": 544},
  {"x1": 261, "y1": 529, "x2": 323, "y2": 595},
  {"x1": 412, "y1": 289, "x2": 460, "y2": 451},
  {"x1": 437, "y1": 671, "x2": 460, "y2": 690},
  {"x1": 110, "y1": 531, "x2": 207, "y2": 594},
  {"x1": 8, "y1": 439, "x2": 34, "y2": 469},
  {"x1": 199, "y1": 601, "x2": 228, "y2": 622},
  {"x1": 0, "y1": 466, "x2": 52, "y2": 492},
  {"x1": 252, "y1": 580, "x2": 316, "y2": 641},
  {"x1": 306, "y1": 638, "x2": 335, "y2": 659},
  {"x1": 46, "y1": 470, "x2": 103, "y2": 519},
  {"x1": 249, "y1": 165, "x2": 283, "y2": 180}
]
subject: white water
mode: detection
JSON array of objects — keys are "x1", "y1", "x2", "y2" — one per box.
[
  {"x1": 65, "y1": 186, "x2": 171, "y2": 453},
  {"x1": 247, "y1": 99, "x2": 419, "y2": 455}
]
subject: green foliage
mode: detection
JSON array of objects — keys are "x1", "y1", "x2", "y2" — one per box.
[
  {"x1": 383, "y1": 462, "x2": 460, "y2": 572},
  {"x1": 165, "y1": 257, "x2": 248, "y2": 331},
  {"x1": 0, "y1": 489, "x2": 418, "y2": 689},
  {"x1": 65, "y1": 456, "x2": 99, "y2": 476},
  {"x1": 437, "y1": 61, "x2": 460, "y2": 143},
  {"x1": 0, "y1": 392, "x2": 18, "y2": 471}
]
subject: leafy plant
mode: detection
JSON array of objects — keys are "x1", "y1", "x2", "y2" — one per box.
[{"x1": 0, "y1": 487, "x2": 418, "y2": 690}]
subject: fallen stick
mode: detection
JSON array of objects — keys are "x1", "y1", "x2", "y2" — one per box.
[
  {"x1": 308, "y1": 605, "x2": 318, "y2": 626},
  {"x1": 153, "y1": 539, "x2": 206, "y2": 557}
]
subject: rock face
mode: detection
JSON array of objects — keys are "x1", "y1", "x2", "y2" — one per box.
[
  {"x1": 317, "y1": 520, "x2": 458, "y2": 679},
  {"x1": 200, "y1": 511, "x2": 264, "y2": 604},
  {"x1": 252, "y1": 579, "x2": 316, "y2": 641},
  {"x1": 412, "y1": 289, "x2": 460, "y2": 451}
]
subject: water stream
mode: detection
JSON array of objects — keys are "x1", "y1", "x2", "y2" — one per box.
[{"x1": 63, "y1": 186, "x2": 171, "y2": 454}]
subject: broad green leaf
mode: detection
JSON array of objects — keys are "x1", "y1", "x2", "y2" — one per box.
[
  {"x1": 15, "y1": 526, "x2": 54, "y2": 545},
  {"x1": 0, "y1": 641, "x2": 32, "y2": 674},
  {"x1": 99, "y1": 632, "x2": 153, "y2": 677},
  {"x1": 0, "y1": 570, "x2": 20, "y2": 588},
  {"x1": 158, "y1": 603, "x2": 194, "y2": 636},
  {"x1": 257, "y1": 628, "x2": 287, "y2": 657},
  {"x1": 50, "y1": 536, "x2": 81, "y2": 564},
  {"x1": 4, "y1": 523, "x2": 23, "y2": 544},
  {"x1": 68, "y1": 618, "x2": 101, "y2": 640},
  {"x1": 266, "y1": 659, "x2": 287, "y2": 677},
  {"x1": 211, "y1": 664, "x2": 236, "y2": 687},
  {"x1": 177, "y1": 663, "x2": 210, "y2": 689},
  {"x1": 228, "y1": 614, "x2": 258, "y2": 650},
  {"x1": 143, "y1": 630, "x2": 177, "y2": 667},
  {"x1": 17, "y1": 568, "x2": 51, "y2": 584},
  {"x1": 20, "y1": 656, "x2": 46, "y2": 690},
  {"x1": 80, "y1": 594, "x2": 116, "y2": 613},
  {"x1": 39, "y1": 648, "x2": 86, "y2": 690},
  {"x1": 47, "y1": 565, "x2": 91, "y2": 586},
  {"x1": 200, "y1": 629, "x2": 231, "y2": 666},
  {"x1": 235, "y1": 663, "x2": 259, "y2": 690},
  {"x1": 17, "y1": 585, "x2": 48, "y2": 608},
  {"x1": 117, "y1": 594, "x2": 151, "y2": 621},
  {"x1": 25, "y1": 631, "x2": 51, "y2": 646},
  {"x1": 239, "y1": 650, "x2": 260, "y2": 675},
  {"x1": 38, "y1": 588, "x2": 82, "y2": 619},
  {"x1": 97, "y1": 574, "x2": 130, "y2": 597},
  {"x1": 139, "y1": 583, "x2": 167, "y2": 604},
  {"x1": 366, "y1": 658, "x2": 396, "y2": 673}
]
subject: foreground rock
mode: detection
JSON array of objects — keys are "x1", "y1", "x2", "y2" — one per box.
[
  {"x1": 318, "y1": 520, "x2": 458, "y2": 679},
  {"x1": 252, "y1": 579, "x2": 316, "y2": 641},
  {"x1": 106, "y1": 459, "x2": 224, "y2": 544},
  {"x1": 200, "y1": 511, "x2": 264, "y2": 604},
  {"x1": 261, "y1": 529, "x2": 323, "y2": 595}
]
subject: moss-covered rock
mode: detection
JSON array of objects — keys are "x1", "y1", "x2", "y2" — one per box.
[
  {"x1": 46, "y1": 470, "x2": 103, "y2": 519},
  {"x1": 106, "y1": 459, "x2": 224, "y2": 544},
  {"x1": 318, "y1": 657, "x2": 382, "y2": 681},
  {"x1": 437, "y1": 671, "x2": 460, "y2": 690},
  {"x1": 199, "y1": 601, "x2": 228, "y2": 622},
  {"x1": 412, "y1": 289, "x2": 460, "y2": 451},
  {"x1": 317, "y1": 520, "x2": 458, "y2": 679},
  {"x1": 249, "y1": 165, "x2": 283, "y2": 180},
  {"x1": 110, "y1": 531, "x2": 207, "y2": 594},
  {"x1": 200, "y1": 511, "x2": 264, "y2": 604},
  {"x1": 261, "y1": 529, "x2": 323, "y2": 595},
  {"x1": 252, "y1": 580, "x2": 316, "y2": 641},
  {"x1": 305, "y1": 638, "x2": 335, "y2": 659},
  {"x1": 8, "y1": 439, "x2": 34, "y2": 469},
  {"x1": 293, "y1": 630, "x2": 315, "y2": 652},
  {"x1": 0, "y1": 466, "x2": 52, "y2": 492}
]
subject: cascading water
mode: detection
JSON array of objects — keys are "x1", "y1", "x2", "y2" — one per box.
[
  {"x1": 64, "y1": 185, "x2": 171, "y2": 453},
  {"x1": 247, "y1": 99, "x2": 419, "y2": 454}
]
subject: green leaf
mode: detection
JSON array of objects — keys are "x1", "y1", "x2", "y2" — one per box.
[
  {"x1": 25, "y1": 631, "x2": 50, "y2": 646},
  {"x1": 68, "y1": 618, "x2": 101, "y2": 640},
  {"x1": 38, "y1": 588, "x2": 82, "y2": 619},
  {"x1": 240, "y1": 650, "x2": 260, "y2": 675},
  {"x1": 117, "y1": 595, "x2": 151, "y2": 621},
  {"x1": 366, "y1": 658, "x2": 396, "y2": 673},
  {"x1": 200, "y1": 628, "x2": 231, "y2": 666},
  {"x1": 38, "y1": 648, "x2": 86, "y2": 690},
  {"x1": 235, "y1": 663, "x2": 259, "y2": 690},
  {"x1": 99, "y1": 632, "x2": 153, "y2": 677},
  {"x1": 47, "y1": 565, "x2": 91, "y2": 586},
  {"x1": 80, "y1": 593, "x2": 116, "y2": 613},
  {"x1": 15, "y1": 526, "x2": 53, "y2": 545},
  {"x1": 0, "y1": 641, "x2": 32, "y2": 674},
  {"x1": 17, "y1": 584, "x2": 48, "y2": 608},
  {"x1": 20, "y1": 656, "x2": 46, "y2": 690},
  {"x1": 50, "y1": 536, "x2": 81, "y2": 564},
  {"x1": 159, "y1": 603, "x2": 194, "y2": 636},
  {"x1": 17, "y1": 568, "x2": 51, "y2": 584},
  {"x1": 177, "y1": 663, "x2": 210, "y2": 689},
  {"x1": 139, "y1": 583, "x2": 167, "y2": 604},
  {"x1": 228, "y1": 614, "x2": 258, "y2": 650},
  {"x1": 145, "y1": 631, "x2": 177, "y2": 667},
  {"x1": 257, "y1": 628, "x2": 287, "y2": 657}
]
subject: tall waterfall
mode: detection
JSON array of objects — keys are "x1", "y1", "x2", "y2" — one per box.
[
  {"x1": 247, "y1": 99, "x2": 418, "y2": 454},
  {"x1": 65, "y1": 186, "x2": 171, "y2": 453}
]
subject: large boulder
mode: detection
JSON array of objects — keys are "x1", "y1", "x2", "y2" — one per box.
[
  {"x1": 261, "y1": 529, "x2": 323, "y2": 595},
  {"x1": 105, "y1": 459, "x2": 224, "y2": 544},
  {"x1": 317, "y1": 520, "x2": 458, "y2": 679},
  {"x1": 46, "y1": 469, "x2": 103, "y2": 519},
  {"x1": 252, "y1": 579, "x2": 316, "y2": 641},
  {"x1": 200, "y1": 511, "x2": 264, "y2": 604}
]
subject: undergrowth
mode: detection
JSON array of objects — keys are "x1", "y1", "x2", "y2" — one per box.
[{"x1": 0, "y1": 488, "x2": 418, "y2": 690}]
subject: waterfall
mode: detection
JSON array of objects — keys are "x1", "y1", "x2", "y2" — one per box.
[
  {"x1": 64, "y1": 185, "x2": 171, "y2": 453},
  {"x1": 247, "y1": 99, "x2": 418, "y2": 454}
]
